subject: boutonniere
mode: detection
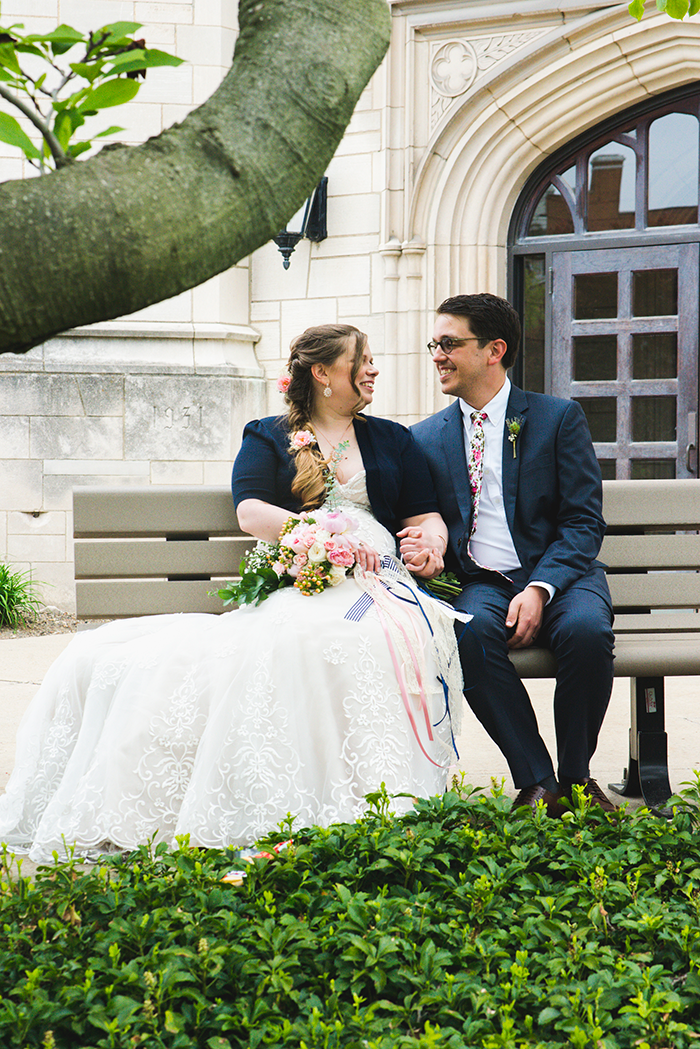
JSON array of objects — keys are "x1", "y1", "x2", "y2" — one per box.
[{"x1": 506, "y1": 416, "x2": 524, "y2": 458}]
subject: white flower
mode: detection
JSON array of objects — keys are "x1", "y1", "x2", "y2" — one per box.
[
  {"x1": 328, "y1": 565, "x2": 347, "y2": 586},
  {"x1": 307, "y1": 541, "x2": 327, "y2": 563}
]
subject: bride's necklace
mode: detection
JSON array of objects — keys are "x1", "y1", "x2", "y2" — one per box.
[
  {"x1": 311, "y1": 418, "x2": 354, "y2": 505},
  {"x1": 311, "y1": 418, "x2": 353, "y2": 457}
]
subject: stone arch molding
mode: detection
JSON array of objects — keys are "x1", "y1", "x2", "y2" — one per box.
[{"x1": 409, "y1": 7, "x2": 700, "y2": 301}]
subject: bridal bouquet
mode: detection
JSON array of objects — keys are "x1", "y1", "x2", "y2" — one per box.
[{"x1": 217, "y1": 509, "x2": 359, "y2": 607}]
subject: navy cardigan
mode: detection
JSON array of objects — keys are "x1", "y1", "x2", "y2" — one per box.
[{"x1": 231, "y1": 414, "x2": 439, "y2": 539}]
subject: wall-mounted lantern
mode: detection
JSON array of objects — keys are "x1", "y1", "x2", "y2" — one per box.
[{"x1": 273, "y1": 177, "x2": 327, "y2": 269}]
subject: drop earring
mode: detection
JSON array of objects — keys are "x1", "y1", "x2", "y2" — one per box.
[{"x1": 323, "y1": 384, "x2": 332, "y2": 398}]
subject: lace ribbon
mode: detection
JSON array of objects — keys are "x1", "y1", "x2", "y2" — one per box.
[{"x1": 348, "y1": 558, "x2": 469, "y2": 768}]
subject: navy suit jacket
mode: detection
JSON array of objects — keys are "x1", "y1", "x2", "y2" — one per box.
[{"x1": 411, "y1": 385, "x2": 611, "y2": 606}]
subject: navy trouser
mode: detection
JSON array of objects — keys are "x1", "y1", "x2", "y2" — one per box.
[{"x1": 454, "y1": 568, "x2": 615, "y2": 789}]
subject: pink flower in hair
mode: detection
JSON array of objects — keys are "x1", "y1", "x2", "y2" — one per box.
[
  {"x1": 277, "y1": 375, "x2": 291, "y2": 393},
  {"x1": 289, "y1": 429, "x2": 316, "y2": 450}
]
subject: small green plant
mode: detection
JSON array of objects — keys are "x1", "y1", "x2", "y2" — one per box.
[
  {"x1": 0, "y1": 7, "x2": 182, "y2": 171},
  {"x1": 0, "y1": 562, "x2": 43, "y2": 626}
]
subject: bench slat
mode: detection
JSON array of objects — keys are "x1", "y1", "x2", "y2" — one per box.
[
  {"x1": 601, "y1": 533, "x2": 700, "y2": 569},
  {"x1": 613, "y1": 612, "x2": 700, "y2": 632},
  {"x1": 74, "y1": 486, "x2": 238, "y2": 538},
  {"x1": 74, "y1": 539, "x2": 249, "y2": 579},
  {"x1": 510, "y1": 632, "x2": 700, "y2": 678},
  {"x1": 607, "y1": 572, "x2": 700, "y2": 608},
  {"x1": 603, "y1": 478, "x2": 700, "y2": 529},
  {"x1": 76, "y1": 579, "x2": 228, "y2": 618}
]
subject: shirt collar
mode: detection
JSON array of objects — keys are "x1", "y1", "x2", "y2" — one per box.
[{"x1": 460, "y1": 377, "x2": 511, "y2": 429}]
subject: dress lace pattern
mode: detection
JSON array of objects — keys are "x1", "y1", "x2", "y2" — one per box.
[{"x1": 0, "y1": 472, "x2": 465, "y2": 861}]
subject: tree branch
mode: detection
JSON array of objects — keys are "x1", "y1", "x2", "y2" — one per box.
[
  {"x1": 0, "y1": 0, "x2": 391, "y2": 354},
  {"x1": 0, "y1": 81, "x2": 68, "y2": 168}
]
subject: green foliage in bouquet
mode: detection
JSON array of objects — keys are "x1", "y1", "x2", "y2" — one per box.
[
  {"x1": 4, "y1": 776, "x2": 700, "y2": 1046},
  {"x1": 423, "y1": 571, "x2": 462, "y2": 601},
  {"x1": 216, "y1": 543, "x2": 287, "y2": 609}
]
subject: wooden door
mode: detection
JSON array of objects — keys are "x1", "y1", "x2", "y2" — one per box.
[{"x1": 552, "y1": 244, "x2": 699, "y2": 479}]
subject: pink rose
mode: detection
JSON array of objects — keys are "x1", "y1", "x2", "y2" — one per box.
[
  {"x1": 277, "y1": 375, "x2": 291, "y2": 393},
  {"x1": 328, "y1": 548, "x2": 355, "y2": 567}
]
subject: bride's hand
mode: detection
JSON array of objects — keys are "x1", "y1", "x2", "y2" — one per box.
[
  {"x1": 397, "y1": 526, "x2": 445, "y2": 579},
  {"x1": 352, "y1": 540, "x2": 381, "y2": 574}
]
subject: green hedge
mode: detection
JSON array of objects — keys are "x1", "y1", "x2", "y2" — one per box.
[{"x1": 2, "y1": 778, "x2": 700, "y2": 1048}]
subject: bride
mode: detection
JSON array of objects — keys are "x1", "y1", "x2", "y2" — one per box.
[{"x1": 0, "y1": 324, "x2": 467, "y2": 862}]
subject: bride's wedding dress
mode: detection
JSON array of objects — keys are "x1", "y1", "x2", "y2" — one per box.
[{"x1": 0, "y1": 472, "x2": 466, "y2": 862}]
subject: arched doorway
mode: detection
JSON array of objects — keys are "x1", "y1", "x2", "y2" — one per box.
[{"x1": 510, "y1": 87, "x2": 700, "y2": 480}]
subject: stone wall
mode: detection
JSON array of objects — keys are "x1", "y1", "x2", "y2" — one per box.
[{"x1": 0, "y1": 326, "x2": 265, "y2": 611}]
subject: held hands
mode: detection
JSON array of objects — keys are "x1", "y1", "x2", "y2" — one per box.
[
  {"x1": 506, "y1": 585, "x2": 548, "y2": 649},
  {"x1": 397, "y1": 526, "x2": 445, "y2": 579}
]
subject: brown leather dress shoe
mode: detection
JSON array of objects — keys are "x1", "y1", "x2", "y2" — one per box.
[
  {"x1": 560, "y1": 777, "x2": 617, "y2": 812},
  {"x1": 511, "y1": 784, "x2": 567, "y2": 818}
]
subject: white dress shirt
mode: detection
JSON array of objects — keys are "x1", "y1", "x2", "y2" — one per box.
[{"x1": 460, "y1": 379, "x2": 554, "y2": 600}]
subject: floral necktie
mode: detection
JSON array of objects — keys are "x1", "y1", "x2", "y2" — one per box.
[{"x1": 467, "y1": 410, "x2": 488, "y2": 566}]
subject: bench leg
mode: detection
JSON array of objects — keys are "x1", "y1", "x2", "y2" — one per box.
[{"x1": 608, "y1": 676, "x2": 672, "y2": 811}]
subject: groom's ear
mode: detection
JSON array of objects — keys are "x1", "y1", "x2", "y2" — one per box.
[{"x1": 487, "y1": 339, "x2": 508, "y2": 367}]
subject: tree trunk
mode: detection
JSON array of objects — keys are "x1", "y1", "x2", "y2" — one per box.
[{"x1": 0, "y1": 0, "x2": 390, "y2": 354}]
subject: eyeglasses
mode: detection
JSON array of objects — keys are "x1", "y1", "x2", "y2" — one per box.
[{"x1": 427, "y1": 337, "x2": 481, "y2": 356}]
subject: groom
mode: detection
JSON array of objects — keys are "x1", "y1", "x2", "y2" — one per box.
[{"x1": 409, "y1": 293, "x2": 615, "y2": 814}]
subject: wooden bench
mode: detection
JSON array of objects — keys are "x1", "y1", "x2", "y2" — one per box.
[{"x1": 73, "y1": 478, "x2": 700, "y2": 811}]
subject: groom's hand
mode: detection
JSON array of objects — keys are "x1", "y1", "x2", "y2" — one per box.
[
  {"x1": 505, "y1": 586, "x2": 547, "y2": 649},
  {"x1": 397, "y1": 527, "x2": 444, "y2": 578}
]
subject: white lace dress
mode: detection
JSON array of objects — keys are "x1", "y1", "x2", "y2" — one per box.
[{"x1": 0, "y1": 473, "x2": 467, "y2": 862}]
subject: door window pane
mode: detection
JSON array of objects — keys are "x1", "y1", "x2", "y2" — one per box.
[
  {"x1": 631, "y1": 460, "x2": 676, "y2": 479},
  {"x1": 597, "y1": 459, "x2": 617, "y2": 480},
  {"x1": 648, "y1": 113, "x2": 699, "y2": 227},
  {"x1": 573, "y1": 335, "x2": 617, "y2": 381},
  {"x1": 522, "y1": 255, "x2": 545, "y2": 392},
  {"x1": 527, "y1": 183, "x2": 574, "y2": 236},
  {"x1": 576, "y1": 397, "x2": 617, "y2": 442},
  {"x1": 632, "y1": 396, "x2": 676, "y2": 442},
  {"x1": 588, "y1": 143, "x2": 636, "y2": 231},
  {"x1": 574, "y1": 273, "x2": 617, "y2": 318},
  {"x1": 632, "y1": 333, "x2": 677, "y2": 378},
  {"x1": 632, "y1": 269, "x2": 678, "y2": 316}
]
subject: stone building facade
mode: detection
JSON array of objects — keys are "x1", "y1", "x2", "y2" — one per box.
[{"x1": 1, "y1": 0, "x2": 699, "y2": 609}]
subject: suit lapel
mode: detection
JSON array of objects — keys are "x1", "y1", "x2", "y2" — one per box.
[
  {"x1": 502, "y1": 385, "x2": 528, "y2": 537},
  {"x1": 440, "y1": 401, "x2": 471, "y2": 524}
]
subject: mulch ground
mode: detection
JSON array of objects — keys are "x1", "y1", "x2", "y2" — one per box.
[{"x1": 0, "y1": 607, "x2": 79, "y2": 640}]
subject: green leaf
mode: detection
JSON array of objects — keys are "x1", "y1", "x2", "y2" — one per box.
[
  {"x1": 0, "y1": 42, "x2": 21, "y2": 74},
  {"x1": 109, "y1": 48, "x2": 183, "y2": 72},
  {"x1": 99, "y1": 21, "x2": 143, "y2": 44},
  {"x1": 664, "y1": 0, "x2": 691, "y2": 15},
  {"x1": 69, "y1": 60, "x2": 105, "y2": 83},
  {"x1": 689, "y1": 0, "x2": 700, "y2": 12},
  {"x1": 0, "y1": 110, "x2": 41, "y2": 158},
  {"x1": 27, "y1": 24, "x2": 85, "y2": 56},
  {"x1": 628, "y1": 0, "x2": 646, "y2": 18},
  {"x1": 93, "y1": 125, "x2": 123, "y2": 139},
  {"x1": 54, "y1": 107, "x2": 85, "y2": 150},
  {"x1": 78, "y1": 77, "x2": 139, "y2": 112},
  {"x1": 67, "y1": 141, "x2": 92, "y2": 159}
]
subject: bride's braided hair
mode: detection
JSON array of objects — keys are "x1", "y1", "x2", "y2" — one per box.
[{"x1": 283, "y1": 324, "x2": 367, "y2": 509}]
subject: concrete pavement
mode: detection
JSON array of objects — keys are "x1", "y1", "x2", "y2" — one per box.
[{"x1": 1, "y1": 633, "x2": 699, "y2": 827}]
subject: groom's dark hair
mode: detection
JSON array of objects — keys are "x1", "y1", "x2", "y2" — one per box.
[{"x1": 437, "y1": 293, "x2": 521, "y2": 369}]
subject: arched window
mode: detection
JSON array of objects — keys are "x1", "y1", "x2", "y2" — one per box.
[{"x1": 510, "y1": 87, "x2": 700, "y2": 480}]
